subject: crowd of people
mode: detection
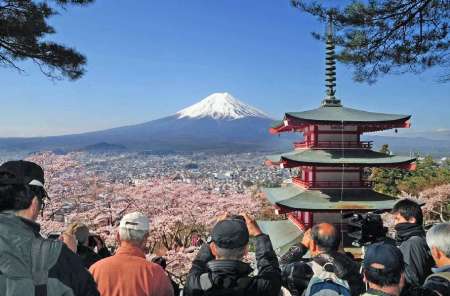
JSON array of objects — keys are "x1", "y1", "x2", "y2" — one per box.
[{"x1": 0, "y1": 160, "x2": 449, "y2": 296}]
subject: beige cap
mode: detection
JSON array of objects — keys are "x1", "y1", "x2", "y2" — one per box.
[{"x1": 119, "y1": 212, "x2": 149, "y2": 231}]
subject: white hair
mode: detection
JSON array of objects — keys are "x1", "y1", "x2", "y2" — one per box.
[
  {"x1": 118, "y1": 227, "x2": 148, "y2": 245},
  {"x1": 426, "y1": 223, "x2": 450, "y2": 257}
]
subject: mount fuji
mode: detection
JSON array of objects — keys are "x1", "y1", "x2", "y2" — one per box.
[
  {"x1": 0, "y1": 93, "x2": 292, "y2": 153},
  {"x1": 177, "y1": 92, "x2": 269, "y2": 120}
]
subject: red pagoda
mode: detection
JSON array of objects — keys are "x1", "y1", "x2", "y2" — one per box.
[{"x1": 258, "y1": 20, "x2": 416, "y2": 252}]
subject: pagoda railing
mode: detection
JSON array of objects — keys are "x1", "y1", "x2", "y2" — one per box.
[
  {"x1": 294, "y1": 140, "x2": 373, "y2": 149},
  {"x1": 292, "y1": 177, "x2": 373, "y2": 189}
]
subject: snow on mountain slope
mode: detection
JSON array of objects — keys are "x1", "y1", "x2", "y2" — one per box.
[{"x1": 176, "y1": 92, "x2": 270, "y2": 120}]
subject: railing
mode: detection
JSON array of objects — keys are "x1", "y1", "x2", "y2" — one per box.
[
  {"x1": 292, "y1": 177, "x2": 373, "y2": 189},
  {"x1": 294, "y1": 141, "x2": 373, "y2": 149}
]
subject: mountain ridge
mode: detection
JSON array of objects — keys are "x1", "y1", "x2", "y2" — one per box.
[
  {"x1": 0, "y1": 92, "x2": 449, "y2": 156},
  {"x1": 0, "y1": 93, "x2": 291, "y2": 153}
]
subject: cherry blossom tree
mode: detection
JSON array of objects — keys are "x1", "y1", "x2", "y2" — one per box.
[
  {"x1": 31, "y1": 152, "x2": 263, "y2": 280},
  {"x1": 419, "y1": 184, "x2": 450, "y2": 223}
]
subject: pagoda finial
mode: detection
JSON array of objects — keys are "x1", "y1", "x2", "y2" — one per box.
[{"x1": 322, "y1": 13, "x2": 342, "y2": 107}]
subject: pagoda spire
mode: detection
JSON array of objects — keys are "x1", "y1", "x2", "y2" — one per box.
[{"x1": 322, "y1": 13, "x2": 342, "y2": 107}]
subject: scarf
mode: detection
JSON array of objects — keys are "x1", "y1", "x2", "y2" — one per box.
[{"x1": 395, "y1": 223, "x2": 425, "y2": 244}]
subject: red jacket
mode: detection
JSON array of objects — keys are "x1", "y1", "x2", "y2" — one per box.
[{"x1": 89, "y1": 245, "x2": 174, "y2": 296}]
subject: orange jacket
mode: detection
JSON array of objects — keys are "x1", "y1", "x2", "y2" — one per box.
[{"x1": 89, "y1": 245, "x2": 174, "y2": 296}]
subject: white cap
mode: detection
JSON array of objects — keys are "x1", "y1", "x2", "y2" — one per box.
[{"x1": 119, "y1": 212, "x2": 149, "y2": 231}]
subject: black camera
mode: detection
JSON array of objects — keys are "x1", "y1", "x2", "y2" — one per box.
[{"x1": 345, "y1": 212, "x2": 388, "y2": 247}]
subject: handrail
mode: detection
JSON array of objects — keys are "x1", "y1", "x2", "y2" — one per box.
[
  {"x1": 294, "y1": 140, "x2": 373, "y2": 149},
  {"x1": 292, "y1": 177, "x2": 373, "y2": 188}
]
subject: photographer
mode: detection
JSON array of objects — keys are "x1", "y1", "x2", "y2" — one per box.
[
  {"x1": 66, "y1": 222, "x2": 111, "y2": 268},
  {"x1": 0, "y1": 160, "x2": 99, "y2": 296},
  {"x1": 183, "y1": 213, "x2": 281, "y2": 296},
  {"x1": 280, "y1": 223, "x2": 363, "y2": 296},
  {"x1": 392, "y1": 199, "x2": 434, "y2": 286}
]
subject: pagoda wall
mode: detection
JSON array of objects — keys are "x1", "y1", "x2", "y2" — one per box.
[
  {"x1": 297, "y1": 166, "x2": 365, "y2": 188},
  {"x1": 317, "y1": 133, "x2": 358, "y2": 142},
  {"x1": 300, "y1": 124, "x2": 361, "y2": 148},
  {"x1": 318, "y1": 125, "x2": 358, "y2": 132},
  {"x1": 313, "y1": 212, "x2": 343, "y2": 224},
  {"x1": 317, "y1": 125, "x2": 359, "y2": 142},
  {"x1": 315, "y1": 171, "x2": 360, "y2": 182}
]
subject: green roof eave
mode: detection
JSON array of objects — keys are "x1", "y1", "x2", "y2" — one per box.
[
  {"x1": 262, "y1": 184, "x2": 398, "y2": 211},
  {"x1": 267, "y1": 149, "x2": 416, "y2": 166},
  {"x1": 271, "y1": 120, "x2": 284, "y2": 129},
  {"x1": 257, "y1": 220, "x2": 302, "y2": 255},
  {"x1": 285, "y1": 106, "x2": 411, "y2": 124}
]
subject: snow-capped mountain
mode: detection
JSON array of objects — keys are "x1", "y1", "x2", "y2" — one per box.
[
  {"x1": 177, "y1": 92, "x2": 269, "y2": 120},
  {"x1": 0, "y1": 92, "x2": 291, "y2": 153}
]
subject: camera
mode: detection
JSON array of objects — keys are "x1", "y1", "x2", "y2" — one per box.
[{"x1": 345, "y1": 212, "x2": 388, "y2": 247}]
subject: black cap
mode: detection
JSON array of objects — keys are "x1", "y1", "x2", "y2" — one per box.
[
  {"x1": 363, "y1": 242, "x2": 405, "y2": 272},
  {"x1": 0, "y1": 160, "x2": 45, "y2": 188},
  {"x1": 210, "y1": 219, "x2": 249, "y2": 249}
]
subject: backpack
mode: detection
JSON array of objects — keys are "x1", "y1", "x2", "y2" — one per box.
[
  {"x1": 303, "y1": 262, "x2": 351, "y2": 296},
  {"x1": 199, "y1": 272, "x2": 251, "y2": 296},
  {"x1": 426, "y1": 272, "x2": 450, "y2": 283},
  {"x1": 0, "y1": 213, "x2": 75, "y2": 296},
  {"x1": 424, "y1": 272, "x2": 450, "y2": 296}
]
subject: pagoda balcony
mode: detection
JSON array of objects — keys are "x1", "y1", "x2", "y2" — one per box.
[
  {"x1": 294, "y1": 140, "x2": 373, "y2": 150},
  {"x1": 292, "y1": 177, "x2": 373, "y2": 189}
]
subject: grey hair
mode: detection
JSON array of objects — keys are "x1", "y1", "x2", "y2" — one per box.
[
  {"x1": 118, "y1": 227, "x2": 148, "y2": 245},
  {"x1": 215, "y1": 246, "x2": 246, "y2": 260},
  {"x1": 426, "y1": 223, "x2": 450, "y2": 257}
]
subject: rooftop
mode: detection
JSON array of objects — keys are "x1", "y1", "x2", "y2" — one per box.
[
  {"x1": 266, "y1": 149, "x2": 416, "y2": 167},
  {"x1": 270, "y1": 105, "x2": 411, "y2": 133},
  {"x1": 263, "y1": 184, "x2": 398, "y2": 211}
]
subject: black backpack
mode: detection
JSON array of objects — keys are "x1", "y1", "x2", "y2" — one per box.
[{"x1": 199, "y1": 272, "x2": 251, "y2": 296}]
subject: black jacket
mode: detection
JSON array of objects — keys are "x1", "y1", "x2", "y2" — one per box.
[
  {"x1": 22, "y1": 218, "x2": 100, "y2": 296},
  {"x1": 184, "y1": 234, "x2": 281, "y2": 296},
  {"x1": 395, "y1": 223, "x2": 434, "y2": 287},
  {"x1": 280, "y1": 244, "x2": 364, "y2": 296},
  {"x1": 77, "y1": 244, "x2": 110, "y2": 269}
]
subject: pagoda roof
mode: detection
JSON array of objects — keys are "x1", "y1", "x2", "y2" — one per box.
[
  {"x1": 287, "y1": 106, "x2": 410, "y2": 123},
  {"x1": 257, "y1": 220, "x2": 302, "y2": 255},
  {"x1": 266, "y1": 149, "x2": 415, "y2": 167},
  {"x1": 271, "y1": 105, "x2": 411, "y2": 133},
  {"x1": 263, "y1": 184, "x2": 398, "y2": 211}
]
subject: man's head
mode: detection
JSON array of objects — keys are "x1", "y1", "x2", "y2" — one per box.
[
  {"x1": 67, "y1": 222, "x2": 90, "y2": 246},
  {"x1": 362, "y1": 243, "x2": 405, "y2": 294},
  {"x1": 308, "y1": 223, "x2": 339, "y2": 255},
  {"x1": 0, "y1": 160, "x2": 47, "y2": 221},
  {"x1": 117, "y1": 212, "x2": 149, "y2": 249},
  {"x1": 209, "y1": 217, "x2": 250, "y2": 260},
  {"x1": 426, "y1": 223, "x2": 450, "y2": 268},
  {"x1": 391, "y1": 199, "x2": 423, "y2": 225}
]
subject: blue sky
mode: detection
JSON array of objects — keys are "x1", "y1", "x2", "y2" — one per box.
[{"x1": 1, "y1": 0, "x2": 449, "y2": 137}]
